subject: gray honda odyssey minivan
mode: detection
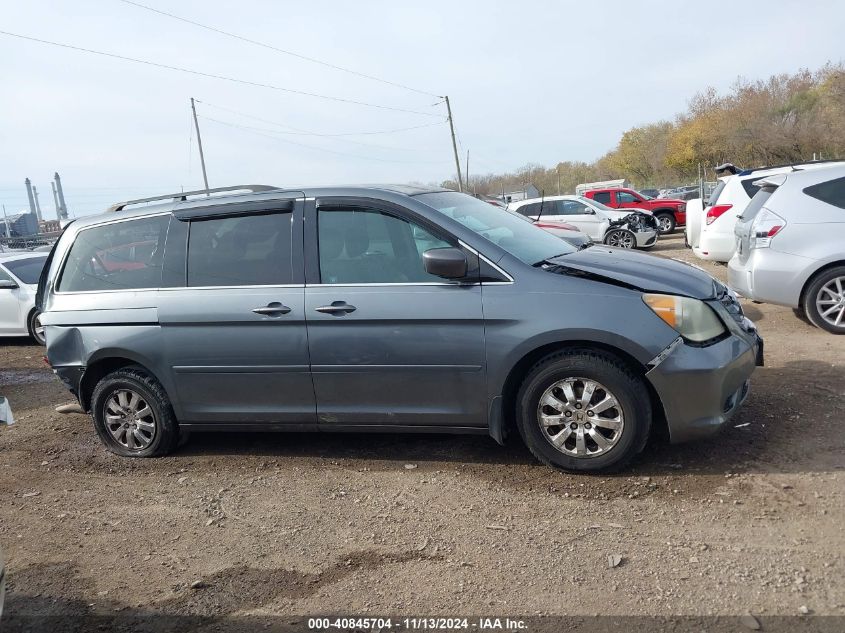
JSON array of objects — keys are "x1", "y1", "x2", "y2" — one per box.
[{"x1": 38, "y1": 185, "x2": 763, "y2": 473}]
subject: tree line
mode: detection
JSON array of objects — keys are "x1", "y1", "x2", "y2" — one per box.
[{"x1": 448, "y1": 64, "x2": 845, "y2": 196}]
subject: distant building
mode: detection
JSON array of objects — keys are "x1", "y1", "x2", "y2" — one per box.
[
  {"x1": 1, "y1": 211, "x2": 39, "y2": 237},
  {"x1": 39, "y1": 219, "x2": 61, "y2": 234},
  {"x1": 498, "y1": 184, "x2": 541, "y2": 204}
]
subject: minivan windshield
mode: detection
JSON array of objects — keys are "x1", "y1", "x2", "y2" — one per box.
[{"x1": 417, "y1": 192, "x2": 576, "y2": 264}]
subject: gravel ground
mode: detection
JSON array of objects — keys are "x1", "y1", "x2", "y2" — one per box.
[{"x1": 0, "y1": 234, "x2": 843, "y2": 631}]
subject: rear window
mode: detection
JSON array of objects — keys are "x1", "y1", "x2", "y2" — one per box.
[
  {"x1": 58, "y1": 215, "x2": 169, "y2": 292},
  {"x1": 739, "y1": 187, "x2": 775, "y2": 222},
  {"x1": 740, "y1": 177, "x2": 762, "y2": 200},
  {"x1": 803, "y1": 176, "x2": 845, "y2": 209},
  {"x1": 707, "y1": 180, "x2": 727, "y2": 206}
]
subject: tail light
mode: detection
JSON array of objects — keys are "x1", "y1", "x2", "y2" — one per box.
[
  {"x1": 706, "y1": 204, "x2": 733, "y2": 225},
  {"x1": 750, "y1": 209, "x2": 786, "y2": 249}
]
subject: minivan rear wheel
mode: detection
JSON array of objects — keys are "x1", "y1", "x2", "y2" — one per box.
[
  {"x1": 515, "y1": 349, "x2": 652, "y2": 473},
  {"x1": 91, "y1": 367, "x2": 180, "y2": 457},
  {"x1": 804, "y1": 266, "x2": 845, "y2": 334},
  {"x1": 27, "y1": 310, "x2": 46, "y2": 346}
]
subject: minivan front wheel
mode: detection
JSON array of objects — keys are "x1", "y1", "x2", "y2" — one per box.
[
  {"x1": 804, "y1": 266, "x2": 845, "y2": 334},
  {"x1": 91, "y1": 367, "x2": 180, "y2": 457},
  {"x1": 604, "y1": 228, "x2": 636, "y2": 249},
  {"x1": 516, "y1": 350, "x2": 652, "y2": 473}
]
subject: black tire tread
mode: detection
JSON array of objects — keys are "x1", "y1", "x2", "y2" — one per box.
[
  {"x1": 91, "y1": 367, "x2": 180, "y2": 457},
  {"x1": 515, "y1": 348, "x2": 652, "y2": 473}
]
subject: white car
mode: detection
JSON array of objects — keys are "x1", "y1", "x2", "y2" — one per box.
[
  {"x1": 0, "y1": 252, "x2": 48, "y2": 345},
  {"x1": 695, "y1": 160, "x2": 844, "y2": 262},
  {"x1": 728, "y1": 164, "x2": 845, "y2": 334},
  {"x1": 508, "y1": 195, "x2": 659, "y2": 249}
]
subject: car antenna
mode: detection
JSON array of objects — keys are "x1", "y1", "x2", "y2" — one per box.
[{"x1": 538, "y1": 189, "x2": 545, "y2": 220}]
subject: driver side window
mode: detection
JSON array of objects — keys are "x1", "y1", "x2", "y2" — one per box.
[{"x1": 317, "y1": 207, "x2": 452, "y2": 284}]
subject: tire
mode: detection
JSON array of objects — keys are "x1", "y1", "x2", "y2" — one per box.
[
  {"x1": 91, "y1": 367, "x2": 180, "y2": 457},
  {"x1": 792, "y1": 307, "x2": 812, "y2": 326},
  {"x1": 603, "y1": 228, "x2": 636, "y2": 249},
  {"x1": 27, "y1": 310, "x2": 46, "y2": 346},
  {"x1": 655, "y1": 213, "x2": 676, "y2": 234},
  {"x1": 803, "y1": 266, "x2": 845, "y2": 334},
  {"x1": 515, "y1": 349, "x2": 652, "y2": 473}
]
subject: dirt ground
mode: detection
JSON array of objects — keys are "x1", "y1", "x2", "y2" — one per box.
[{"x1": 1, "y1": 233, "x2": 843, "y2": 631}]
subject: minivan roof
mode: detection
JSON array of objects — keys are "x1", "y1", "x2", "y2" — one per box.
[{"x1": 72, "y1": 184, "x2": 453, "y2": 230}]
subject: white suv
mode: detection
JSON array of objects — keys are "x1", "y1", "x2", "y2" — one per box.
[
  {"x1": 728, "y1": 163, "x2": 845, "y2": 333},
  {"x1": 695, "y1": 161, "x2": 844, "y2": 262}
]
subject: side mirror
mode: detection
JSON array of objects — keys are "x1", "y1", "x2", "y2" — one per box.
[
  {"x1": 423, "y1": 247, "x2": 467, "y2": 280},
  {"x1": 0, "y1": 279, "x2": 18, "y2": 290}
]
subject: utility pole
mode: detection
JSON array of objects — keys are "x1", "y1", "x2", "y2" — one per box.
[
  {"x1": 465, "y1": 150, "x2": 470, "y2": 193},
  {"x1": 190, "y1": 98, "x2": 210, "y2": 195},
  {"x1": 2, "y1": 205, "x2": 10, "y2": 238},
  {"x1": 444, "y1": 96, "x2": 463, "y2": 192}
]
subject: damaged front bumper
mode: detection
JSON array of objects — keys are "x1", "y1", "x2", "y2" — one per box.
[{"x1": 645, "y1": 323, "x2": 762, "y2": 444}]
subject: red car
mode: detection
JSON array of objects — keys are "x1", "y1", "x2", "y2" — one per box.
[{"x1": 582, "y1": 188, "x2": 686, "y2": 234}]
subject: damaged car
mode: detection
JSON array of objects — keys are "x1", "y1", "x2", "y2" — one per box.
[
  {"x1": 38, "y1": 185, "x2": 761, "y2": 473},
  {"x1": 508, "y1": 195, "x2": 659, "y2": 249}
]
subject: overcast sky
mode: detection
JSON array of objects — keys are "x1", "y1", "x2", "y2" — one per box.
[{"x1": 1, "y1": 0, "x2": 843, "y2": 217}]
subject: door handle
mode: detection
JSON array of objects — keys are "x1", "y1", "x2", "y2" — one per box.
[
  {"x1": 315, "y1": 301, "x2": 357, "y2": 315},
  {"x1": 252, "y1": 302, "x2": 291, "y2": 316}
]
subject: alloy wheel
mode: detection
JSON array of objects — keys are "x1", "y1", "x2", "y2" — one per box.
[
  {"x1": 537, "y1": 378, "x2": 625, "y2": 458},
  {"x1": 605, "y1": 229, "x2": 635, "y2": 248},
  {"x1": 658, "y1": 216, "x2": 673, "y2": 232},
  {"x1": 31, "y1": 314, "x2": 46, "y2": 345},
  {"x1": 104, "y1": 389, "x2": 156, "y2": 450},
  {"x1": 816, "y1": 276, "x2": 845, "y2": 328}
]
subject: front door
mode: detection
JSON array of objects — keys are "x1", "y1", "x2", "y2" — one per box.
[
  {"x1": 158, "y1": 199, "x2": 316, "y2": 425},
  {"x1": 304, "y1": 199, "x2": 486, "y2": 428}
]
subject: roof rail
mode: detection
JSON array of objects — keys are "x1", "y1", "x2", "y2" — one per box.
[
  {"x1": 106, "y1": 185, "x2": 280, "y2": 212},
  {"x1": 737, "y1": 158, "x2": 844, "y2": 177}
]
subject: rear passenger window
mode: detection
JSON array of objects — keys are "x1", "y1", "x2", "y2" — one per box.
[
  {"x1": 804, "y1": 176, "x2": 845, "y2": 209},
  {"x1": 592, "y1": 192, "x2": 611, "y2": 204},
  {"x1": 58, "y1": 215, "x2": 169, "y2": 292},
  {"x1": 187, "y1": 211, "x2": 292, "y2": 287}
]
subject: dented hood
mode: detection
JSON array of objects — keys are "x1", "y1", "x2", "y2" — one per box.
[{"x1": 545, "y1": 246, "x2": 718, "y2": 299}]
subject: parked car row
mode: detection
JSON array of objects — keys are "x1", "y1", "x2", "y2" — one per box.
[
  {"x1": 682, "y1": 160, "x2": 845, "y2": 334},
  {"x1": 728, "y1": 164, "x2": 845, "y2": 334},
  {"x1": 33, "y1": 184, "x2": 761, "y2": 473}
]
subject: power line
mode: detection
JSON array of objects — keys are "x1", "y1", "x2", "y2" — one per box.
[
  {"x1": 0, "y1": 30, "x2": 442, "y2": 117},
  {"x1": 197, "y1": 114, "x2": 443, "y2": 154},
  {"x1": 202, "y1": 116, "x2": 452, "y2": 165},
  {"x1": 117, "y1": 0, "x2": 441, "y2": 99},
  {"x1": 197, "y1": 100, "x2": 447, "y2": 137}
]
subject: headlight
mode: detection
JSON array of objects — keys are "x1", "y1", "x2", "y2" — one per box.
[{"x1": 643, "y1": 293, "x2": 726, "y2": 342}]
